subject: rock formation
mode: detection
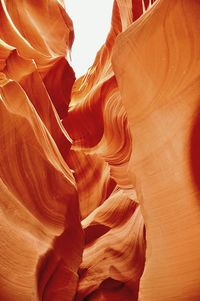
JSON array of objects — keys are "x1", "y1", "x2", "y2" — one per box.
[{"x1": 0, "y1": 0, "x2": 199, "y2": 300}]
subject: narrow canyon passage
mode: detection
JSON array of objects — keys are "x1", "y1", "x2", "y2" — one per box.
[{"x1": 0, "y1": 1, "x2": 199, "y2": 301}]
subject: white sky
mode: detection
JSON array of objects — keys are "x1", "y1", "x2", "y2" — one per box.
[{"x1": 64, "y1": 0, "x2": 114, "y2": 78}]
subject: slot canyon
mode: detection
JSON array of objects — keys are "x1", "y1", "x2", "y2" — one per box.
[{"x1": 0, "y1": 0, "x2": 200, "y2": 300}]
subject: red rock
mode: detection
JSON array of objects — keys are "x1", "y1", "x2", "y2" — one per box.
[{"x1": 0, "y1": 0, "x2": 199, "y2": 300}]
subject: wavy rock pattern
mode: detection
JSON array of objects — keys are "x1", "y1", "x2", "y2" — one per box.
[
  {"x1": 0, "y1": 0, "x2": 199, "y2": 301},
  {"x1": 0, "y1": 1, "x2": 83, "y2": 300},
  {"x1": 112, "y1": 0, "x2": 200, "y2": 300}
]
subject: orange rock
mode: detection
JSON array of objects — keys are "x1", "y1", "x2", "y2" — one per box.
[
  {"x1": 1, "y1": 0, "x2": 199, "y2": 300},
  {"x1": 112, "y1": 0, "x2": 200, "y2": 299},
  {"x1": 0, "y1": 1, "x2": 83, "y2": 300},
  {"x1": 76, "y1": 189, "x2": 145, "y2": 301},
  {"x1": 0, "y1": 79, "x2": 83, "y2": 300}
]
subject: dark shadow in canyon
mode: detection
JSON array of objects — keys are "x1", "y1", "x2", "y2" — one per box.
[{"x1": 190, "y1": 103, "x2": 200, "y2": 203}]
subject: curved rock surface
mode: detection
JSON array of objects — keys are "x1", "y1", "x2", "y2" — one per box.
[
  {"x1": 0, "y1": 0, "x2": 199, "y2": 300},
  {"x1": 0, "y1": 1, "x2": 83, "y2": 300},
  {"x1": 112, "y1": 0, "x2": 200, "y2": 300}
]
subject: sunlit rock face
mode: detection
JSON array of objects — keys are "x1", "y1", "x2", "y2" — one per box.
[
  {"x1": 0, "y1": 1, "x2": 82, "y2": 300},
  {"x1": 0, "y1": 1, "x2": 199, "y2": 301},
  {"x1": 112, "y1": 1, "x2": 200, "y2": 300}
]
